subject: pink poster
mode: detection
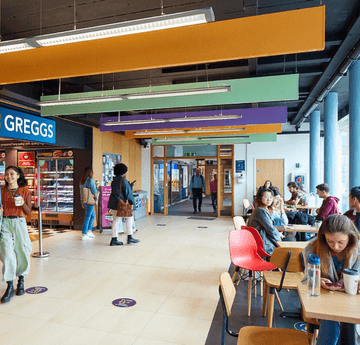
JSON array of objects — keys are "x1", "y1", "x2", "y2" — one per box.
[{"x1": 101, "y1": 186, "x2": 113, "y2": 228}]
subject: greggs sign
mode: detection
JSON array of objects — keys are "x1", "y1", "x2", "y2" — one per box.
[{"x1": 0, "y1": 107, "x2": 56, "y2": 144}]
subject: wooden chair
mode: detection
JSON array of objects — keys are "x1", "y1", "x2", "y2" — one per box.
[
  {"x1": 219, "y1": 272, "x2": 309, "y2": 345},
  {"x1": 233, "y1": 216, "x2": 246, "y2": 230},
  {"x1": 242, "y1": 199, "x2": 253, "y2": 221},
  {"x1": 262, "y1": 247, "x2": 305, "y2": 328}
]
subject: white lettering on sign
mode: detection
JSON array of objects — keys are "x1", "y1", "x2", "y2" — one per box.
[{"x1": 4, "y1": 114, "x2": 54, "y2": 140}]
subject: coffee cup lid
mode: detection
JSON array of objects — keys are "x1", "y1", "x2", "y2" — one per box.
[{"x1": 343, "y1": 268, "x2": 359, "y2": 276}]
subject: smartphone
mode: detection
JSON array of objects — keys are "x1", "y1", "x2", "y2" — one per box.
[
  {"x1": 325, "y1": 282, "x2": 343, "y2": 288},
  {"x1": 131, "y1": 180, "x2": 136, "y2": 185}
]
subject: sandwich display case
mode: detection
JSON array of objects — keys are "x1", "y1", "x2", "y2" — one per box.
[{"x1": 34, "y1": 150, "x2": 74, "y2": 227}]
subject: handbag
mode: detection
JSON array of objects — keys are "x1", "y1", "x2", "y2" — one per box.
[
  {"x1": 116, "y1": 177, "x2": 133, "y2": 217},
  {"x1": 82, "y1": 186, "x2": 97, "y2": 205}
]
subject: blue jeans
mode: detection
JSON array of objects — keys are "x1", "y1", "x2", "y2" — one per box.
[
  {"x1": 82, "y1": 204, "x2": 95, "y2": 235},
  {"x1": 317, "y1": 320, "x2": 340, "y2": 345}
]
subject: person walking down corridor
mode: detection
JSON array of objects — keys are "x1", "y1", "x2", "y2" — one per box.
[
  {"x1": 210, "y1": 174, "x2": 217, "y2": 213},
  {"x1": 189, "y1": 168, "x2": 205, "y2": 214},
  {"x1": 0, "y1": 166, "x2": 32, "y2": 304}
]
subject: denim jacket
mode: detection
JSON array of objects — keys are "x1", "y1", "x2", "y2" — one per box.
[{"x1": 80, "y1": 177, "x2": 98, "y2": 206}]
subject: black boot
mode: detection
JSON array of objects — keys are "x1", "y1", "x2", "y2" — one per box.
[
  {"x1": 16, "y1": 276, "x2": 25, "y2": 296},
  {"x1": 127, "y1": 235, "x2": 139, "y2": 244},
  {"x1": 1, "y1": 281, "x2": 14, "y2": 303},
  {"x1": 110, "y1": 237, "x2": 123, "y2": 246}
]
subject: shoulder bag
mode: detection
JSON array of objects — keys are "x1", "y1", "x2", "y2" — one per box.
[
  {"x1": 116, "y1": 177, "x2": 133, "y2": 217},
  {"x1": 82, "y1": 180, "x2": 97, "y2": 205}
]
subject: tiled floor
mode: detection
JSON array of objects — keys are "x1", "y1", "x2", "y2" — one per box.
[{"x1": 0, "y1": 215, "x2": 233, "y2": 345}]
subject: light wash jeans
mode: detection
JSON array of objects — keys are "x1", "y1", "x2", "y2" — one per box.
[
  {"x1": 118, "y1": 216, "x2": 136, "y2": 233},
  {"x1": 111, "y1": 210, "x2": 132, "y2": 238},
  {"x1": 82, "y1": 204, "x2": 95, "y2": 235}
]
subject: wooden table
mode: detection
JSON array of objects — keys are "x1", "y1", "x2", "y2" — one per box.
[
  {"x1": 276, "y1": 224, "x2": 318, "y2": 233},
  {"x1": 298, "y1": 283, "x2": 360, "y2": 344},
  {"x1": 277, "y1": 241, "x2": 308, "y2": 248}
]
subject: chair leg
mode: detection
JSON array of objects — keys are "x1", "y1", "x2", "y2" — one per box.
[
  {"x1": 267, "y1": 287, "x2": 275, "y2": 328},
  {"x1": 274, "y1": 290, "x2": 284, "y2": 312},
  {"x1": 260, "y1": 272, "x2": 263, "y2": 297},
  {"x1": 262, "y1": 282, "x2": 269, "y2": 317},
  {"x1": 306, "y1": 323, "x2": 318, "y2": 345},
  {"x1": 253, "y1": 272, "x2": 257, "y2": 297},
  {"x1": 247, "y1": 271, "x2": 252, "y2": 317},
  {"x1": 232, "y1": 266, "x2": 239, "y2": 283}
]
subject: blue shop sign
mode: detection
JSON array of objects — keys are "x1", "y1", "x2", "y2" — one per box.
[{"x1": 0, "y1": 107, "x2": 56, "y2": 144}]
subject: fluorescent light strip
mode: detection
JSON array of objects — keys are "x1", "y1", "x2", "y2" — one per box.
[
  {"x1": 127, "y1": 86, "x2": 231, "y2": 99},
  {"x1": 103, "y1": 114, "x2": 241, "y2": 126},
  {"x1": 0, "y1": 41, "x2": 34, "y2": 55},
  {"x1": 38, "y1": 85, "x2": 231, "y2": 107},
  {"x1": 0, "y1": 8, "x2": 214, "y2": 54},
  {"x1": 155, "y1": 135, "x2": 249, "y2": 142},
  {"x1": 133, "y1": 127, "x2": 247, "y2": 136}
]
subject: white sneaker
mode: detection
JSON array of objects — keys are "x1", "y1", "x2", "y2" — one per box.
[
  {"x1": 82, "y1": 234, "x2": 92, "y2": 241},
  {"x1": 87, "y1": 231, "x2": 95, "y2": 238}
]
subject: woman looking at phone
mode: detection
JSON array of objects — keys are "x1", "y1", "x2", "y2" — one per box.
[{"x1": 303, "y1": 214, "x2": 360, "y2": 344}]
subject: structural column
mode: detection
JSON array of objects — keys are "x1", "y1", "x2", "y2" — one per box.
[
  {"x1": 310, "y1": 110, "x2": 321, "y2": 198},
  {"x1": 324, "y1": 92, "x2": 338, "y2": 196},
  {"x1": 349, "y1": 60, "x2": 360, "y2": 188}
]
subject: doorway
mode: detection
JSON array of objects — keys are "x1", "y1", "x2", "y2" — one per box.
[{"x1": 256, "y1": 159, "x2": 284, "y2": 196}]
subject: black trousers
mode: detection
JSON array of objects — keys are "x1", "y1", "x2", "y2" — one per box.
[
  {"x1": 211, "y1": 192, "x2": 217, "y2": 211},
  {"x1": 192, "y1": 188, "x2": 203, "y2": 211}
]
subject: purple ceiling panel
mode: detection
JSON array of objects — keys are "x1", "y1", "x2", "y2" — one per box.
[{"x1": 100, "y1": 106, "x2": 287, "y2": 132}]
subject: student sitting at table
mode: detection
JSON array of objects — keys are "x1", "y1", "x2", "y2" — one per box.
[
  {"x1": 344, "y1": 186, "x2": 360, "y2": 231},
  {"x1": 269, "y1": 187, "x2": 288, "y2": 226},
  {"x1": 263, "y1": 179, "x2": 273, "y2": 189},
  {"x1": 248, "y1": 188, "x2": 284, "y2": 255},
  {"x1": 315, "y1": 183, "x2": 340, "y2": 221},
  {"x1": 286, "y1": 182, "x2": 305, "y2": 206},
  {"x1": 303, "y1": 214, "x2": 360, "y2": 345}
]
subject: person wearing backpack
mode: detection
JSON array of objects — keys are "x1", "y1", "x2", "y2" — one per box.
[{"x1": 189, "y1": 168, "x2": 205, "y2": 214}]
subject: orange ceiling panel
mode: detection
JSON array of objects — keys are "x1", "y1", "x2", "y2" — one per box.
[
  {"x1": 124, "y1": 123, "x2": 282, "y2": 138},
  {"x1": 0, "y1": 6, "x2": 325, "y2": 85}
]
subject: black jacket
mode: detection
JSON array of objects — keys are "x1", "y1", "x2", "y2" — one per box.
[{"x1": 107, "y1": 175, "x2": 134, "y2": 210}]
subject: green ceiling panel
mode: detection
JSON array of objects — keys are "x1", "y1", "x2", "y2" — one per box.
[
  {"x1": 40, "y1": 74, "x2": 298, "y2": 116},
  {"x1": 152, "y1": 133, "x2": 277, "y2": 145}
]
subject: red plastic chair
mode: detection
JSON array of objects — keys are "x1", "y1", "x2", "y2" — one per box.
[
  {"x1": 240, "y1": 226, "x2": 270, "y2": 258},
  {"x1": 229, "y1": 230, "x2": 277, "y2": 316}
]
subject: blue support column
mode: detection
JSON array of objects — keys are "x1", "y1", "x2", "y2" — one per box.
[
  {"x1": 324, "y1": 92, "x2": 338, "y2": 195},
  {"x1": 349, "y1": 60, "x2": 360, "y2": 188},
  {"x1": 310, "y1": 110, "x2": 321, "y2": 199}
]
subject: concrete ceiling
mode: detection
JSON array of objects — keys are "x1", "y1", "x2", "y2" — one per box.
[{"x1": 0, "y1": 0, "x2": 359, "y2": 130}]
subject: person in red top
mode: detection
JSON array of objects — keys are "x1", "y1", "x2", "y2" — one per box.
[
  {"x1": 315, "y1": 183, "x2": 340, "y2": 221},
  {"x1": 210, "y1": 174, "x2": 217, "y2": 213},
  {"x1": 0, "y1": 166, "x2": 32, "y2": 303}
]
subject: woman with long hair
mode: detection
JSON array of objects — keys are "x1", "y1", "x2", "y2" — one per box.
[
  {"x1": 248, "y1": 187, "x2": 283, "y2": 255},
  {"x1": 303, "y1": 214, "x2": 360, "y2": 344},
  {"x1": 0, "y1": 166, "x2": 32, "y2": 303},
  {"x1": 80, "y1": 167, "x2": 99, "y2": 241}
]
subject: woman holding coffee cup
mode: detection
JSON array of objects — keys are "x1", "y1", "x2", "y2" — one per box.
[
  {"x1": 303, "y1": 214, "x2": 360, "y2": 345},
  {"x1": 0, "y1": 166, "x2": 32, "y2": 304}
]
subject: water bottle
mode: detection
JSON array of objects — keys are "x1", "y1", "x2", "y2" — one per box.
[{"x1": 308, "y1": 254, "x2": 321, "y2": 296}]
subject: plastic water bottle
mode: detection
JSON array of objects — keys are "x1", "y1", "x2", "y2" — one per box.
[{"x1": 308, "y1": 254, "x2": 321, "y2": 296}]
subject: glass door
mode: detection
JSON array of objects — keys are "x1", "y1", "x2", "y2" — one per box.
[{"x1": 153, "y1": 160, "x2": 165, "y2": 214}]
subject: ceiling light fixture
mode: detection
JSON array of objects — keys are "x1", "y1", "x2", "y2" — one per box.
[
  {"x1": 103, "y1": 113, "x2": 241, "y2": 127},
  {"x1": 133, "y1": 127, "x2": 247, "y2": 136},
  {"x1": 38, "y1": 85, "x2": 231, "y2": 107},
  {"x1": 154, "y1": 135, "x2": 249, "y2": 142},
  {"x1": 0, "y1": 8, "x2": 214, "y2": 54}
]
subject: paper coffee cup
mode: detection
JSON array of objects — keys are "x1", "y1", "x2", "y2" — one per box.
[
  {"x1": 14, "y1": 195, "x2": 22, "y2": 207},
  {"x1": 343, "y1": 268, "x2": 359, "y2": 295}
]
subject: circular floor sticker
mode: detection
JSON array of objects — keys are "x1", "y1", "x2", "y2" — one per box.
[
  {"x1": 294, "y1": 322, "x2": 307, "y2": 333},
  {"x1": 112, "y1": 298, "x2": 136, "y2": 308},
  {"x1": 25, "y1": 286, "x2": 48, "y2": 294}
]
